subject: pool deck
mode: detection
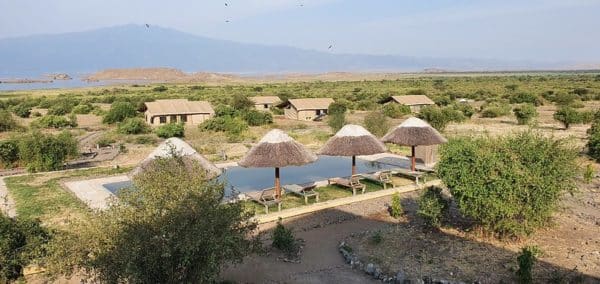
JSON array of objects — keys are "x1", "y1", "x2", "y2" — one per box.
[
  {"x1": 253, "y1": 179, "x2": 442, "y2": 224},
  {"x1": 63, "y1": 175, "x2": 129, "y2": 210}
]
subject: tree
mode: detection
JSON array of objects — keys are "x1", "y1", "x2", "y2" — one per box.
[
  {"x1": 382, "y1": 103, "x2": 410, "y2": 118},
  {"x1": 513, "y1": 104, "x2": 537, "y2": 125},
  {"x1": 0, "y1": 215, "x2": 51, "y2": 283},
  {"x1": 363, "y1": 111, "x2": 389, "y2": 137},
  {"x1": 12, "y1": 104, "x2": 31, "y2": 118},
  {"x1": 327, "y1": 102, "x2": 347, "y2": 132},
  {"x1": 103, "y1": 102, "x2": 137, "y2": 124},
  {"x1": 155, "y1": 123, "x2": 185, "y2": 138},
  {"x1": 0, "y1": 140, "x2": 19, "y2": 168},
  {"x1": 31, "y1": 115, "x2": 77, "y2": 129},
  {"x1": 17, "y1": 131, "x2": 79, "y2": 172},
  {"x1": 418, "y1": 106, "x2": 465, "y2": 131},
  {"x1": 553, "y1": 106, "x2": 582, "y2": 129},
  {"x1": 48, "y1": 155, "x2": 260, "y2": 283},
  {"x1": 231, "y1": 94, "x2": 254, "y2": 111},
  {"x1": 241, "y1": 109, "x2": 273, "y2": 126},
  {"x1": 117, "y1": 118, "x2": 151, "y2": 134},
  {"x1": 328, "y1": 102, "x2": 347, "y2": 116},
  {"x1": 437, "y1": 132, "x2": 578, "y2": 237},
  {"x1": 417, "y1": 186, "x2": 448, "y2": 228},
  {"x1": 587, "y1": 113, "x2": 600, "y2": 161},
  {"x1": 509, "y1": 92, "x2": 542, "y2": 106}
]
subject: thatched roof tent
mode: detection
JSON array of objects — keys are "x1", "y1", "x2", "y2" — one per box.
[
  {"x1": 318, "y1": 124, "x2": 387, "y2": 156},
  {"x1": 382, "y1": 117, "x2": 447, "y2": 146},
  {"x1": 131, "y1": 138, "x2": 221, "y2": 178},
  {"x1": 239, "y1": 129, "x2": 317, "y2": 168},
  {"x1": 384, "y1": 95, "x2": 435, "y2": 106}
]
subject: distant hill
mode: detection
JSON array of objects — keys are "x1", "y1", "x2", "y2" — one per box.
[{"x1": 0, "y1": 24, "x2": 569, "y2": 77}]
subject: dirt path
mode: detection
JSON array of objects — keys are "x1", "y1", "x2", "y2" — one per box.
[{"x1": 0, "y1": 177, "x2": 16, "y2": 217}]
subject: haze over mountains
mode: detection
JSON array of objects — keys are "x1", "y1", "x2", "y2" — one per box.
[{"x1": 0, "y1": 24, "x2": 584, "y2": 77}]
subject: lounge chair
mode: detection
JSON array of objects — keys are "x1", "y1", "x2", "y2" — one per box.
[
  {"x1": 361, "y1": 170, "x2": 395, "y2": 189},
  {"x1": 328, "y1": 174, "x2": 366, "y2": 195},
  {"x1": 390, "y1": 168, "x2": 426, "y2": 185},
  {"x1": 245, "y1": 187, "x2": 282, "y2": 214},
  {"x1": 283, "y1": 182, "x2": 319, "y2": 204}
]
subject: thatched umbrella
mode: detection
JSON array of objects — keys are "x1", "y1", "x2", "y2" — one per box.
[
  {"x1": 382, "y1": 117, "x2": 447, "y2": 171},
  {"x1": 130, "y1": 137, "x2": 222, "y2": 178},
  {"x1": 318, "y1": 124, "x2": 387, "y2": 176},
  {"x1": 238, "y1": 129, "x2": 317, "y2": 198}
]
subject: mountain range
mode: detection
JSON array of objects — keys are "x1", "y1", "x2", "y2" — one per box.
[{"x1": 0, "y1": 24, "x2": 580, "y2": 77}]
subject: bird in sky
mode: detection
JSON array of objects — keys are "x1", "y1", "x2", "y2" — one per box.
[
  {"x1": 225, "y1": 2, "x2": 228, "y2": 6},
  {"x1": 225, "y1": 20, "x2": 230, "y2": 23},
  {"x1": 328, "y1": 45, "x2": 333, "y2": 49},
  {"x1": 145, "y1": 24, "x2": 150, "y2": 28}
]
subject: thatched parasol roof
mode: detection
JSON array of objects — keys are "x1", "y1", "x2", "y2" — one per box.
[
  {"x1": 130, "y1": 137, "x2": 222, "y2": 178},
  {"x1": 382, "y1": 117, "x2": 447, "y2": 146},
  {"x1": 318, "y1": 124, "x2": 387, "y2": 156},
  {"x1": 238, "y1": 129, "x2": 317, "y2": 168}
]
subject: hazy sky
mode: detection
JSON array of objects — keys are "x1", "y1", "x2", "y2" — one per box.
[{"x1": 1, "y1": 0, "x2": 599, "y2": 62}]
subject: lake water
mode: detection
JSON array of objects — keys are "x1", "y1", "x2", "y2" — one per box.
[{"x1": 102, "y1": 155, "x2": 409, "y2": 195}]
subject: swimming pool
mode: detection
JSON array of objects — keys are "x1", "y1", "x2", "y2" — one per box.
[{"x1": 102, "y1": 155, "x2": 409, "y2": 195}]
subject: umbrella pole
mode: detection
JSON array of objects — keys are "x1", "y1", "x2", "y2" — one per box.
[
  {"x1": 352, "y1": 155, "x2": 356, "y2": 176},
  {"x1": 275, "y1": 167, "x2": 281, "y2": 198},
  {"x1": 411, "y1": 145, "x2": 416, "y2": 172}
]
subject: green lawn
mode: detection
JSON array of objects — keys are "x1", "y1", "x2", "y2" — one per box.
[{"x1": 5, "y1": 166, "x2": 131, "y2": 225}]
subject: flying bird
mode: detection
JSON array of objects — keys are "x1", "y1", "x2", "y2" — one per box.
[
  {"x1": 225, "y1": 20, "x2": 230, "y2": 23},
  {"x1": 225, "y1": 2, "x2": 228, "y2": 6},
  {"x1": 328, "y1": 45, "x2": 333, "y2": 49},
  {"x1": 145, "y1": 24, "x2": 150, "y2": 28}
]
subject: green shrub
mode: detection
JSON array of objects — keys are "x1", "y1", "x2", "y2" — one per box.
[
  {"x1": 513, "y1": 104, "x2": 538, "y2": 125},
  {"x1": 553, "y1": 106, "x2": 585, "y2": 129},
  {"x1": 155, "y1": 123, "x2": 185, "y2": 138},
  {"x1": 389, "y1": 192, "x2": 403, "y2": 218},
  {"x1": 363, "y1": 111, "x2": 389, "y2": 137},
  {"x1": 72, "y1": 103, "x2": 94, "y2": 114},
  {"x1": 103, "y1": 102, "x2": 137, "y2": 124},
  {"x1": 31, "y1": 115, "x2": 77, "y2": 128},
  {"x1": 47, "y1": 100, "x2": 76, "y2": 115},
  {"x1": 241, "y1": 110, "x2": 273, "y2": 126},
  {"x1": 509, "y1": 92, "x2": 542, "y2": 106},
  {"x1": 328, "y1": 102, "x2": 347, "y2": 116},
  {"x1": 152, "y1": 85, "x2": 168, "y2": 92},
  {"x1": 231, "y1": 94, "x2": 254, "y2": 111},
  {"x1": 117, "y1": 118, "x2": 151, "y2": 134},
  {"x1": 97, "y1": 137, "x2": 116, "y2": 147},
  {"x1": 553, "y1": 92, "x2": 579, "y2": 106},
  {"x1": 418, "y1": 106, "x2": 465, "y2": 131},
  {"x1": 437, "y1": 132, "x2": 578, "y2": 237},
  {"x1": 0, "y1": 110, "x2": 19, "y2": 132},
  {"x1": 587, "y1": 117, "x2": 600, "y2": 161},
  {"x1": 382, "y1": 103, "x2": 410, "y2": 118},
  {"x1": 0, "y1": 140, "x2": 19, "y2": 168},
  {"x1": 272, "y1": 220, "x2": 298, "y2": 257},
  {"x1": 200, "y1": 117, "x2": 249, "y2": 136},
  {"x1": 12, "y1": 104, "x2": 31, "y2": 118},
  {"x1": 454, "y1": 103, "x2": 475, "y2": 118},
  {"x1": 481, "y1": 102, "x2": 511, "y2": 118},
  {"x1": 17, "y1": 130, "x2": 79, "y2": 172},
  {"x1": 327, "y1": 112, "x2": 346, "y2": 132},
  {"x1": 0, "y1": 215, "x2": 51, "y2": 282},
  {"x1": 516, "y1": 246, "x2": 540, "y2": 284},
  {"x1": 214, "y1": 105, "x2": 236, "y2": 117},
  {"x1": 271, "y1": 106, "x2": 284, "y2": 115},
  {"x1": 134, "y1": 135, "x2": 157, "y2": 145},
  {"x1": 417, "y1": 186, "x2": 448, "y2": 228},
  {"x1": 370, "y1": 231, "x2": 383, "y2": 245},
  {"x1": 583, "y1": 164, "x2": 595, "y2": 184}
]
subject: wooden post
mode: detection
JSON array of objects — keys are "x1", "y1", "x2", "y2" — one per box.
[
  {"x1": 352, "y1": 155, "x2": 356, "y2": 176},
  {"x1": 411, "y1": 145, "x2": 416, "y2": 172},
  {"x1": 275, "y1": 167, "x2": 281, "y2": 198}
]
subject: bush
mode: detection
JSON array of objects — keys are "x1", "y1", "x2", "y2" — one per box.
[
  {"x1": 389, "y1": 192, "x2": 403, "y2": 218},
  {"x1": 454, "y1": 103, "x2": 475, "y2": 118},
  {"x1": 382, "y1": 103, "x2": 410, "y2": 118},
  {"x1": 553, "y1": 106, "x2": 585, "y2": 129},
  {"x1": 516, "y1": 246, "x2": 540, "y2": 284},
  {"x1": 155, "y1": 123, "x2": 185, "y2": 138},
  {"x1": 231, "y1": 94, "x2": 254, "y2": 111},
  {"x1": 117, "y1": 118, "x2": 151, "y2": 134},
  {"x1": 31, "y1": 115, "x2": 77, "y2": 128},
  {"x1": 0, "y1": 140, "x2": 19, "y2": 168},
  {"x1": 72, "y1": 103, "x2": 94, "y2": 114},
  {"x1": 272, "y1": 220, "x2": 298, "y2": 257},
  {"x1": 370, "y1": 231, "x2": 383, "y2": 245},
  {"x1": 481, "y1": 102, "x2": 511, "y2": 118},
  {"x1": 437, "y1": 132, "x2": 578, "y2": 237},
  {"x1": 417, "y1": 186, "x2": 448, "y2": 228},
  {"x1": 47, "y1": 101, "x2": 75, "y2": 115},
  {"x1": 583, "y1": 164, "x2": 595, "y2": 184},
  {"x1": 200, "y1": 117, "x2": 249, "y2": 136},
  {"x1": 587, "y1": 116, "x2": 600, "y2": 161},
  {"x1": 12, "y1": 104, "x2": 31, "y2": 118},
  {"x1": 96, "y1": 137, "x2": 116, "y2": 147},
  {"x1": 0, "y1": 110, "x2": 19, "y2": 132},
  {"x1": 152, "y1": 85, "x2": 168, "y2": 92},
  {"x1": 513, "y1": 104, "x2": 538, "y2": 125},
  {"x1": 17, "y1": 130, "x2": 79, "y2": 172},
  {"x1": 0, "y1": 215, "x2": 51, "y2": 282},
  {"x1": 328, "y1": 102, "x2": 347, "y2": 116},
  {"x1": 509, "y1": 92, "x2": 542, "y2": 106},
  {"x1": 418, "y1": 106, "x2": 465, "y2": 131},
  {"x1": 214, "y1": 105, "x2": 236, "y2": 117},
  {"x1": 241, "y1": 110, "x2": 273, "y2": 126},
  {"x1": 103, "y1": 102, "x2": 137, "y2": 124},
  {"x1": 327, "y1": 112, "x2": 346, "y2": 132},
  {"x1": 364, "y1": 111, "x2": 389, "y2": 137},
  {"x1": 134, "y1": 135, "x2": 157, "y2": 145},
  {"x1": 553, "y1": 92, "x2": 579, "y2": 106}
]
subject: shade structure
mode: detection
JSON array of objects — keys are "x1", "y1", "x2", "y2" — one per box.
[
  {"x1": 381, "y1": 117, "x2": 447, "y2": 171},
  {"x1": 239, "y1": 129, "x2": 317, "y2": 197},
  {"x1": 318, "y1": 124, "x2": 387, "y2": 176},
  {"x1": 130, "y1": 137, "x2": 222, "y2": 178}
]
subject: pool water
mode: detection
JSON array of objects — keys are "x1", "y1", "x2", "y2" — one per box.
[{"x1": 102, "y1": 155, "x2": 409, "y2": 195}]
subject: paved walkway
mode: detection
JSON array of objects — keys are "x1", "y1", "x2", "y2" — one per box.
[{"x1": 0, "y1": 177, "x2": 16, "y2": 217}]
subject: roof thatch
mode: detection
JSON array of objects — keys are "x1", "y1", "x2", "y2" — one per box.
[
  {"x1": 318, "y1": 124, "x2": 387, "y2": 156},
  {"x1": 384, "y1": 95, "x2": 435, "y2": 106},
  {"x1": 130, "y1": 138, "x2": 221, "y2": 178},
  {"x1": 382, "y1": 117, "x2": 447, "y2": 146},
  {"x1": 238, "y1": 129, "x2": 317, "y2": 168},
  {"x1": 145, "y1": 99, "x2": 214, "y2": 115},
  {"x1": 249, "y1": 96, "x2": 281, "y2": 105},
  {"x1": 282, "y1": 98, "x2": 335, "y2": 110}
]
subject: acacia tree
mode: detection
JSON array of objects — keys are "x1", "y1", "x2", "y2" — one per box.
[
  {"x1": 48, "y1": 154, "x2": 260, "y2": 283},
  {"x1": 437, "y1": 132, "x2": 578, "y2": 237}
]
